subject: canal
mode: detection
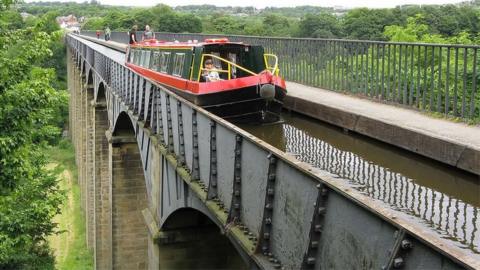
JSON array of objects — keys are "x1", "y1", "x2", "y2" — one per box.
[{"x1": 240, "y1": 111, "x2": 480, "y2": 254}]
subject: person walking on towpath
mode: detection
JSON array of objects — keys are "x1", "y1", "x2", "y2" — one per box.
[
  {"x1": 129, "y1": 25, "x2": 138, "y2": 44},
  {"x1": 104, "y1": 26, "x2": 111, "y2": 41}
]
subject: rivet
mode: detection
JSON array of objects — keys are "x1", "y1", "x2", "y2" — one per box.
[
  {"x1": 234, "y1": 190, "x2": 240, "y2": 196},
  {"x1": 401, "y1": 239, "x2": 413, "y2": 250},
  {"x1": 268, "y1": 174, "x2": 275, "y2": 181},
  {"x1": 314, "y1": 225, "x2": 322, "y2": 232},
  {"x1": 265, "y1": 218, "x2": 272, "y2": 225},
  {"x1": 264, "y1": 233, "x2": 270, "y2": 239},
  {"x1": 317, "y1": 207, "x2": 326, "y2": 215},
  {"x1": 307, "y1": 257, "x2": 316, "y2": 265},
  {"x1": 274, "y1": 264, "x2": 281, "y2": 269},
  {"x1": 267, "y1": 188, "x2": 274, "y2": 196},
  {"x1": 269, "y1": 258, "x2": 275, "y2": 262},
  {"x1": 234, "y1": 203, "x2": 240, "y2": 209},
  {"x1": 393, "y1": 257, "x2": 404, "y2": 268},
  {"x1": 311, "y1": 241, "x2": 318, "y2": 248},
  {"x1": 265, "y1": 203, "x2": 272, "y2": 209}
]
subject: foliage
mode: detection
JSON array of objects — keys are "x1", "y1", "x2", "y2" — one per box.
[
  {"x1": 342, "y1": 8, "x2": 398, "y2": 41},
  {"x1": 296, "y1": 13, "x2": 342, "y2": 38},
  {"x1": 0, "y1": 0, "x2": 67, "y2": 268}
]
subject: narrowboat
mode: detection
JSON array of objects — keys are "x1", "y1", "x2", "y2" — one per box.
[{"x1": 125, "y1": 38, "x2": 286, "y2": 123}]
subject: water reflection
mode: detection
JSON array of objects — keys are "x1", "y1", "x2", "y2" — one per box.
[{"x1": 241, "y1": 113, "x2": 480, "y2": 253}]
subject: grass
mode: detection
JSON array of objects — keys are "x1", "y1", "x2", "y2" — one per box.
[{"x1": 45, "y1": 140, "x2": 94, "y2": 270}]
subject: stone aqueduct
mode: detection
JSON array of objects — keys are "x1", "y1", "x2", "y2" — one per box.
[{"x1": 66, "y1": 34, "x2": 477, "y2": 269}]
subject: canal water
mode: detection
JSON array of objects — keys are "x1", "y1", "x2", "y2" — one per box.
[{"x1": 240, "y1": 112, "x2": 480, "y2": 254}]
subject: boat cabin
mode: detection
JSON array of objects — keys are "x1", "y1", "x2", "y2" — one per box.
[{"x1": 126, "y1": 38, "x2": 279, "y2": 83}]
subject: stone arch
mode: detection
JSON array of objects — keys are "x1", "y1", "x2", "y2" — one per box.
[
  {"x1": 158, "y1": 207, "x2": 249, "y2": 270},
  {"x1": 110, "y1": 112, "x2": 148, "y2": 269},
  {"x1": 86, "y1": 67, "x2": 93, "y2": 86},
  {"x1": 96, "y1": 81, "x2": 106, "y2": 104},
  {"x1": 113, "y1": 111, "x2": 135, "y2": 137}
]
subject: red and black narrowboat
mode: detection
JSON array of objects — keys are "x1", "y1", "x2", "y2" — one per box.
[{"x1": 125, "y1": 38, "x2": 286, "y2": 123}]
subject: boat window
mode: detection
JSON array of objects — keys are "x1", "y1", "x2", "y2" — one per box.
[
  {"x1": 134, "y1": 50, "x2": 141, "y2": 65},
  {"x1": 152, "y1": 51, "x2": 161, "y2": 71},
  {"x1": 129, "y1": 49, "x2": 133, "y2": 63},
  {"x1": 131, "y1": 49, "x2": 138, "y2": 64},
  {"x1": 172, "y1": 53, "x2": 185, "y2": 77},
  {"x1": 144, "y1": 50, "x2": 151, "y2": 68},
  {"x1": 140, "y1": 50, "x2": 147, "y2": 67},
  {"x1": 160, "y1": 52, "x2": 170, "y2": 74},
  {"x1": 210, "y1": 52, "x2": 221, "y2": 68},
  {"x1": 228, "y1": 52, "x2": 237, "y2": 79}
]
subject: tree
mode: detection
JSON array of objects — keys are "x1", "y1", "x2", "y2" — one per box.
[
  {"x1": 262, "y1": 14, "x2": 291, "y2": 36},
  {"x1": 0, "y1": 10, "x2": 23, "y2": 30},
  {"x1": 342, "y1": 8, "x2": 397, "y2": 40},
  {"x1": 296, "y1": 13, "x2": 342, "y2": 38},
  {"x1": 0, "y1": 0, "x2": 65, "y2": 267}
]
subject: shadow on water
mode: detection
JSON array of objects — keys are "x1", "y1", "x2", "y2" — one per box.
[{"x1": 239, "y1": 111, "x2": 480, "y2": 253}]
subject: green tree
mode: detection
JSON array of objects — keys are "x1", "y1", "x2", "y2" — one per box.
[
  {"x1": 296, "y1": 13, "x2": 342, "y2": 38},
  {"x1": 0, "y1": 10, "x2": 23, "y2": 29},
  {"x1": 0, "y1": 1, "x2": 66, "y2": 268},
  {"x1": 262, "y1": 14, "x2": 291, "y2": 36},
  {"x1": 343, "y1": 8, "x2": 397, "y2": 40}
]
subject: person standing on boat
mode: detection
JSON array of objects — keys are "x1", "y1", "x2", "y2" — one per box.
[
  {"x1": 143, "y1": 25, "x2": 155, "y2": 40},
  {"x1": 129, "y1": 25, "x2": 138, "y2": 44},
  {"x1": 203, "y1": 59, "x2": 221, "y2": 82}
]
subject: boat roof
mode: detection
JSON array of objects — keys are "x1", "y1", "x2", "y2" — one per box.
[{"x1": 130, "y1": 38, "x2": 246, "y2": 49}]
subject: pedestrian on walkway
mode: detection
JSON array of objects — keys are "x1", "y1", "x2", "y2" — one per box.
[
  {"x1": 96, "y1": 30, "x2": 100, "y2": 39},
  {"x1": 129, "y1": 25, "x2": 138, "y2": 44},
  {"x1": 104, "y1": 26, "x2": 111, "y2": 41}
]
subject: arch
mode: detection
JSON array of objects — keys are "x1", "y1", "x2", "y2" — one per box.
[
  {"x1": 159, "y1": 208, "x2": 248, "y2": 269},
  {"x1": 81, "y1": 60, "x2": 86, "y2": 78},
  {"x1": 96, "y1": 81, "x2": 106, "y2": 103},
  {"x1": 87, "y1": 68, "x2": 93, "y2": 85},
  {"x1": 113, "y1": 111, "x2": 135, "y2": 137}
]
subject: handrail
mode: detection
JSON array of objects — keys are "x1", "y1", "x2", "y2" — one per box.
[
  {"x1": 197, "y1": 53, "x2": 257, "y2": 81},
  {"x1": 263, "y1": 53, "x2": 279, "y2": 76}
]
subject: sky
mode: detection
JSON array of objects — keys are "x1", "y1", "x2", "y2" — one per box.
[{"x1": 27, "y1": 0, "x2": 468, "y2": 8}]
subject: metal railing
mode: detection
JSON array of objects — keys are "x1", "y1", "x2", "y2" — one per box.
[{"x1": 81, "y1": 31, "x2": 480, "y2": 122}]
